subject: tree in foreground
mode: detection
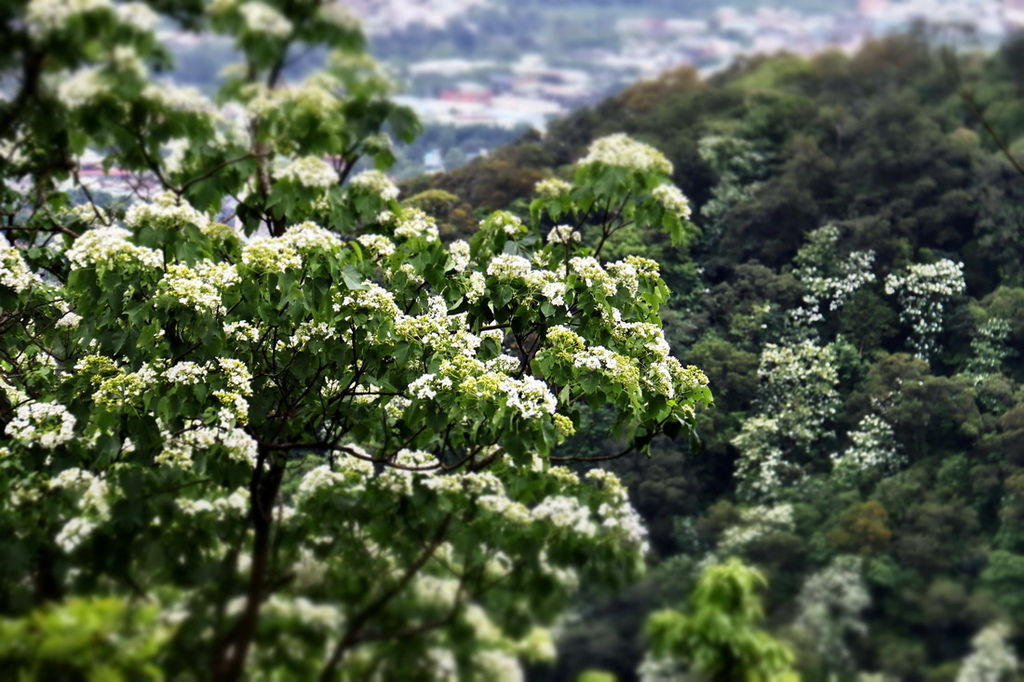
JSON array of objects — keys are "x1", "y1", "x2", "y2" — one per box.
[
  {"x1": 643, "y1": 558, "x2": 798, "y2": 682},
  {"x1": 0, "y1": 1, "x2": 709, "y2": 679}
]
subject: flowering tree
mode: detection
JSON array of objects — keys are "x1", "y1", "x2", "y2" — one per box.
[
  {"x1": 732, "y1": 340, "x2": 841, "y2": 498},
  {"x1": 884, "y1": 259, "x2": 966, "y2": 360},
  {"x1": 0, "y1": 1, "x2": 710, "y2": 679},
  {"x1": 790, "y1": 224, "x2": 875, "y2": 331}
]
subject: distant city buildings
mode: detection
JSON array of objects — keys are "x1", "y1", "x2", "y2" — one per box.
[
  {"x1": 353, "y1": 0, "x2": 1018, "y2": 133},
  {"x1": 75, "y1": 1, "x2": 1023, "y2": 190}
]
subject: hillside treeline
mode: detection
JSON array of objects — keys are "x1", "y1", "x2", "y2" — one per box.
[{"x1": 405, "y1": 32, "x2": 1024, "y2": 681}]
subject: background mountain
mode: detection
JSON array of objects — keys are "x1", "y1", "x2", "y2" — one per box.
[{"x1": 403, "y1": 31, "x2": 1024, "y2": 681}]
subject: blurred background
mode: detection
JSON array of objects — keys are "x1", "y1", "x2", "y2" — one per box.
[{"x1": 161, "y1": 0, "x2": 1018, "y2": 177}]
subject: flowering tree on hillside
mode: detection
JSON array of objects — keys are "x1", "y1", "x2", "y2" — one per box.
[{"x1": 0, "y1": 1, "x2": 708, "y2": 679}]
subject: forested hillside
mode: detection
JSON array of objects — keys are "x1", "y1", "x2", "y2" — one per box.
[{"x1": 406, "y1": 33, "x2": 1024, "y2": 681}]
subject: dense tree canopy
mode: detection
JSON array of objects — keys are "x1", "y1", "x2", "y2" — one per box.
[
  {"x1": 415, "y1": 30, "x2": 1024, "y2": 682},
  {"x1": 0, "y1": 2, "x2": 710, "y2": 680}
]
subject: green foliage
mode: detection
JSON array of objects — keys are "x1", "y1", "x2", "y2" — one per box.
[
  {"x1": 431, "y1": 32, "x2": 1024, "y2": 680},
  {"x1": 645, "y1": 558, "x2": 798, "y2": 682},
  {"x1": 0, "y1": 597, "x2": 171, "y2": 682},
  {"x1": 0, "y1": 2, "x2": 711, "y2": 680}
]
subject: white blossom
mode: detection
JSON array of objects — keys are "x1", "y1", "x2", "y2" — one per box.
[
  {"x1": 238, "y1": 1, "x2": 292, "y2": 37},
  {"x1": 393, "y1": 208, "x2": 439, "y2": 242},
  {"x1": 67, "y1": 227, "x2": 163, "y2": 271},
  {"x1": 0, "y1": 248, "x2": 41, "y2": 293},
  {"x1": 279, "y1": 156, "x2": 338, "y2": 188},
  {"x1": 5, "y1": 401, "x2": 77, "y2": 449},
  {"x1": 578, "y1": 133, "x2": 673, "y2": 174},
  {"x1": 125, "y1": 191, "x2": 212, "y2": 232},
  {"x1": 547, "y1": 225, "x2": 581, "y2": 245},
  {"x1": 884, "y1": 259, "x2": 965, "y2": 359},
  {"x1": 534, "y1": 177, "x2": 572, "y2": 197},
  {"x1": 55, "y1": 517, "x2": 98, "y2": 552},
  {"x1": 350, "y1": 170, "x2": 399, "y2": 201},
  {"x1": 957, "y1": 622, "x2": 1018, "y2": 682},
  {"x1": 25, "y1": 0, "x2": 112, "y2": 37},
  {"x1": 159, "y1": 261, "x2": 238, "y2": 316},
  {"x1": 651, "y1": 184, "x2": 691, "y2": 220}
]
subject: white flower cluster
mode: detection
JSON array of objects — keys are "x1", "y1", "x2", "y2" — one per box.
[
  {"x1": 116, "y1": 2, "x2": 159, "y2": 31},
  {"x1": 25, "y1": 0, "x2": 111, "y2": 37},
  {"x1": 487, "y1": 254, "x2": 532, "y2": 281},
  {"x1": 957, "y1": 622, "x2": 1018, "y2": 682},
  {"x1": 159, "y1": 260, "x2": 238, "y2": 316},
  {"x1": 238, "y1": 1, "x2": 292, "y2": 37},
  {"x1": 571, "y1": 345, "x2": 640, "y2": 390},
  {"x1": 335, "y1": 283, "x2": 402, "y2": 320},
  {"x1": 224, "y1": 320, "x2": 261, "y2": 343},
  {"x1": 56, "y1": 69, "x2": 107, "y2": 108},
  {"x1": 243, "y1": 75, "x2": 340, "y2": 119},
  {"x1": 56, "y1": 311, "x2": 83, "y2": 328},
  {"x1": 67, "y1": 227, "x2": 163, "y2": 272},
  {"x1": 318, "y1": 2, "x2": 361, "y2": 29},
  {"x1": 480, "y1": 211, "x2": 527, "y2": 237},
  {"x1": 64, "y1": 202, "x2": 111, "y2": 226},
  {"x1": 466, "y1": 271, "x2": 486, "y2": 303},
  {"x1": 794, "y1": 556, "x2": 869, "y2": 667},
  {"x1": 377, "y1": 449, "x2": 442, "y2": 495},
  {"x1": 460, "y1": 370, "x2": 559, "y2": 421},
  {"x1": 831, "y1": 414, "x2": 904, "y2": 478},
  {"x1": 588, "y1": 469, "x2": 649, "y2": 554},
  {"x1": 792, "y1": 226, "x2": 876, "y2": 328},
  {"x1": 651, "y1": 184, "x2": 692, "y2": 220},
  {"x1": 280, "y1": 221, "x2": 342, "y2": 253},
  {"x1": 125, "y1": 191, "x2": 212, "y2": 232},
  {"x1": 110, "y1": 45, "x2": 148, "y2": 77},
  {"x1": 241, "y1": 237, "x2": 302, "y2": 273},
  {"x1": 156, "y1": 419, "x2": 257, "y2": 469},
  {"x1": 569, "y1": 257, "x2": 617, "y2": 297},
  {"x1": 350, "y1": 170, "x2": 399, "y2": 201},
  {"x1": 356, "y1": 234, "x2": 396, "y2": 261},
  {"x1": 531, "y1": 495, "x2": 597, "y2": 537},
  {"x1": 578, "y1": 133, "x2": 674, "y2": 175},
  {"x1": 0, "y1": 247, "x2": 41, "y2": 293},
  {"x1": 164, "y1": 361, "x2": 208, "y2": 385},
  {"x1": 605, "y1": 260, "x2": 640, "y2": 297},
  {"x1": 259, "y1": 595, "x2": 344, "y2": 631},
  {"x1": 241, "y1": 222, "x2": 341, "y2": 273},
  {"x1": 55, "y1": 518, "x2": 98, "y2": 553},
  {"x1": 142, "y1": 82, "x2": 214, "y2": 113},
  {"x1": 216, "y1": 357, "x2": 253, "y2": 396},
  {"x1": 474, "y1": 650, "x2": 524, "y2": 682},
  {"x1": 273, "y1": 321, "x2": 333, "y2": 352},
  {"x1": 50, "y1": 468, "x2": 111, "y2": 518},
  {"x1": 967, "y1": 317, "x2": 1013, "y2": 377},
  {"x1": 77, "y1": 357, "x2": 161, "y2": 409},
  {"x1": 5, "y1": 401, "x2": 77, "y2": 450},
  {"x1": 279, "y1": 156, "x2": 338, "y2": 188},
  {"x1": 412, "y1": 574, "x2": 461, "y2": 610},
  {"x1": 884, "y1": 259, "x2": 965, "y2": 359},
  {"x1": 392, "y1": 208, "x2": 439, "y2": 242},
  {"x1": 547, "y1": 225, "x2": 581, "y2": 245},
  {"x1": 177, "y1": 487, "x2": 249, "y2": 517},
  {"x1": 715, "y1": 503, "x2": 795, "y2": 557},
  {"x1": 297, "y1": 456, "x2": 376, "y2": 499},
  {"x1": 734, "y1": 341, "x2": 841, "y2": 498},
  {"x1": 638, "y1": 653, "x2": 688, "y2": 682},
  {"x1": 449, "y1": 240, "x2": 471, "y2": 272},
  {"x1": 534, "y1": 177, "x2": 572, "y2": 197}
]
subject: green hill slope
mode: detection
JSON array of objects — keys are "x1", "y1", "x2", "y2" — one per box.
[{"x1": 407, "y1": 32, "x2": 1024, "y2": 682}]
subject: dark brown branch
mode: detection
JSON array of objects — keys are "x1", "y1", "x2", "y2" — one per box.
[
  {"x1": 318, "y1": 513, "x2": 454, "y2": 680},
  {"x1": 210, "y1": 449, "x2": 286, "y2": 682}
]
